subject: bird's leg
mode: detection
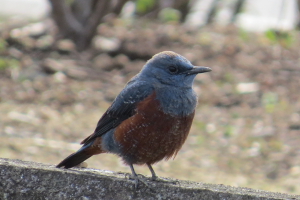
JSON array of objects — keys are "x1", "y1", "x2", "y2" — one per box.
[
  {"x1": 127, "y1": 164, "x2": 149, "y2": 188},
  {"x1": 147, "y1": 164, "x2": 178, "y2": 184},
  {"x1": 146, "y1": 163, "x2": 158, "y2": 181}
]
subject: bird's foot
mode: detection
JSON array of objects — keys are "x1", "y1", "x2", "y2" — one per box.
[
  {"x1": 125, "y1": 173, "x2": 149, "y2": 189},
  {"x1": 151, "y1": 175, "x2": 178, "y2": 185}
]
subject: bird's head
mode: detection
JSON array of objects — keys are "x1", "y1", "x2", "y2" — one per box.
[{"x1": 140, "y1": 51, "x2": 211, "y2": 88}]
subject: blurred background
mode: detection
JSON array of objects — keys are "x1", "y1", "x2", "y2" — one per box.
[{"x1": 0, "y1": 0, "x2": 300, "y2": 195}]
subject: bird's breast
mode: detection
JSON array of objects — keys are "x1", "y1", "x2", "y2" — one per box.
[
  {"x1": 113, "y1": 91, "x2": 195, "y2": 165},
  {"x1": 155, "y1": 86, "x2": 197, "y2": 116}
]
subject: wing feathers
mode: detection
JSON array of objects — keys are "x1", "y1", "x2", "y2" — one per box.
[{"x1": 81, "y1": 81, "x2": 153, "y2": 145}]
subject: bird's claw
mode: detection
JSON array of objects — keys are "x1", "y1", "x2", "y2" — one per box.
[{"x1": 125, "y1": 173, "x2": 149, "y2": 189}]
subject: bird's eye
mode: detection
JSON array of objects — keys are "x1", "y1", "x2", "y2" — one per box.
[{"x1": 168, "y1": 66, "x2": 178, "y2": 73}]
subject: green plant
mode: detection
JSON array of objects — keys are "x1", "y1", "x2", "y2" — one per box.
[
  {"x1": 262, "y1": 92, "x2": 278, "y2": 113},
  {"x1": 238, "y1": 29, "x2": 249, "y2": 41},
  {"x1": 0, "y1": 38, "x2": 7, "y2": 52},
  {"x1": 158, "y1": 8, "x2": 180, "y2": 23},
  {"x1": 223, "y1": 125, "x2": 234, "y2": 138},
  {"x1": 0, "y1": 58, "x2": 6, "y2": 70},
  {"x1": 264, "y1": 29, "x2": 294, "y2": 47},
  {"x1": 136, "y1": 0, "x2": 155, "y2": 14},
  {"x1": 0, "y1": 58, "x2": 20, "y2": 71}
]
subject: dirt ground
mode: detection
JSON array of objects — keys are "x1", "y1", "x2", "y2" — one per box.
[{"x1": 1, "y1": 18, "x2": 300, "y2": 194}]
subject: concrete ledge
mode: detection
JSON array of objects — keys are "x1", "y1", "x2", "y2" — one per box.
[{"x1": 0, "y1": 158, "x2": 299, "y2": 200}]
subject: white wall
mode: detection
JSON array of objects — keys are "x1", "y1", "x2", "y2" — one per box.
[
  {"x1": 0, "y1": 0, "x2": 50, "y2": 20},
  {"x1": 0, "y1": 0, "x2": 298, "y2": 31},
  {"x1": 186, "y1": 0, "x2": 298, "y2": 32}
]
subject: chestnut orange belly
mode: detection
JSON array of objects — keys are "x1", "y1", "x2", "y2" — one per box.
[{"x1": 113, "y1": 92, "x2": 195, "y2": 165}]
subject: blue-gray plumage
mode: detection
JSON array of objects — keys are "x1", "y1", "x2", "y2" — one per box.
[{"x1": 56, "y1": 51, "x2": 211, "y2": 188}]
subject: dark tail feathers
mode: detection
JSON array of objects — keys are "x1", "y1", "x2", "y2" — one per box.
[{"x1": 56, "y1": 142, "x2": 93, "y2": 169}]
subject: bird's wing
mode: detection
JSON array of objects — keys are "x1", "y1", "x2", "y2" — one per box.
[{"x1": 81, "y1": 79, "x2": 153, "y2": 145}]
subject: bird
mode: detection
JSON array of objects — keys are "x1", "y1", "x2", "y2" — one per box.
[{"x1": 56, "y1": 51, "x2": 211, "y2": 187}]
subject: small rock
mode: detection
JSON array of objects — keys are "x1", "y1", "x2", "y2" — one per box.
[
  {"x1": 10, "y1": 22, "x2": 46, "y2": 39},
  {"x1": 290, "y1": 166, "x2": 300, "y2": 175},
  {"x1": 236, "y1": 82, "x2": 259, "y2": 94},
  {"x1": 20, "y1": 37, "x2": 35, "y2": 49},
  {"x1": 206, "y1": 123, "x2": 216, "y2": 133},
  {"x1": 53, "y1": 72, "x2": 67, "y2": 83},
  {"x1": 25, "y1": 22, "x2": 46, "y2": 38},
  {"x1": 65, "y1": 68, "x2": 88, "y2": 80},
  {"x1": 8, "y1": 111, "x2": 40, "y2": 125},
  {"x1": 42, "y1": 58, "x2": 64, "y2": 74},
  {"x1": 4, "y1": 126, "x2": 15, "y2": 135},
  {"x1": 36, "y1": 35, "x2": 54, "y2": 49},
  {"x1": 290, "y1": 113, "x2": 300, "y2": 122},
  {"x1": 93, "y1": 53, "x2": 115, "y2": 71},
  {"x1": 93, "y1": 36, "x2": 120, "y2": 51},
  {"x1": 8, "y1": 47, "x2": 23, "y2": 59},
  {"x1": 57, "y1": 39, "x2": 75, "y2": 52},
  {"x1": 10, "y1": 28, "x2": 23, "y2": 39},
  {"x1": 114, "y1": 54, "x2": 129, "y2": 69}
]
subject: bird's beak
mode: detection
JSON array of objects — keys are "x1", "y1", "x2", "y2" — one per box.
[{"x1": 185, "y1": 66, "x2": 212, "y2": 75}]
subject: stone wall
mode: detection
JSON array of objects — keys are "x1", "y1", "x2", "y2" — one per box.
[{"x1": 0, "y1": 158, "x2": 299, "y2": 200}]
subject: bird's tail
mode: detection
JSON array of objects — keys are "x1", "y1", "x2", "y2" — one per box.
[
  {"x1": 56, "y1": 150, "x2": 92, "y2": 169},
  {"x1": 56, "y1": 139, "x2": 103, "y2": 169}
]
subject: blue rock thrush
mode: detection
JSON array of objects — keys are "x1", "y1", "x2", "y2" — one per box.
[{"x1": 56, "y1": 51, "x2": 211, "y2": 187}]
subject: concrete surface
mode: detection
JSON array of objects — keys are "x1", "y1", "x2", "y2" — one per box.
[{"x1": 0, "y1": 158, "x2": 299, "y2": 200}]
